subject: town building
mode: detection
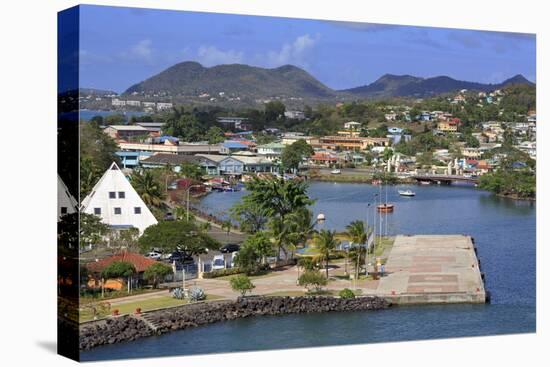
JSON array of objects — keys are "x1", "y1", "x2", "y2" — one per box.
[
  {"x1": 104, "y1": 125, "x2": 149, "y2": 140},
  {"x1": 461, "y1": 147, "x2": 482, "y2": 159},
  {"x1": 281, "y1": 133, "x2": 315, "y2": 146},
  {"x1": 220, "y1": 140, "x2": 250, "y2": 155},
  {"x1": 118, "y1": 141, "x2": 222, "y2": 155},
  {"x1": 156, "y1": 102, "x2": 173, "y2": 111},
  {"x1": 111, "y1": 98, "x2": 126, "y2": 107},
  {"x1": 195, "y1": 154, "x2": 274, "y2": 176},
  {"x1": 115, "y1": 151, "x2": 153, "y2": 169},
  {"x1": 437, "y1": 119, "x2": 461, "y2": 132},
  {"x1": 256, "y1": 142, "x2": 285, "y2": 161},
  {"x1": 284, "y1": 110, "x2": 306, "y2": 120},
  {"x1": 81, "y1": 162, "x2": 158, "y2": 234},
  {"x1": 216, "y1": 116, "x2": 248, "y2": 130},
  {"x1": 314, "y1": 136, "x2": 390, "y2": 151}
]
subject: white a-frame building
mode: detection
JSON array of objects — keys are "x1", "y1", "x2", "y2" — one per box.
[
  {"x1": 81, "y1": 162, "x2": 158, "y2": 234},
  {"x1": 58, "y1": 174, "x2": 78, "y2": 221}
]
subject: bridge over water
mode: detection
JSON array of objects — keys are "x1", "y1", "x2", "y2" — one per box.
[{"x1": 411, "y1": 174, "x2": 479, "y2": 184}]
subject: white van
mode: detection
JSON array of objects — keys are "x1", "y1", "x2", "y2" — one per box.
[{"x1": 212, "y1": 255, "x2": 225, "y2": 270}]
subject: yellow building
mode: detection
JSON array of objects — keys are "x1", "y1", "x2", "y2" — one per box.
[
  {"x1": 438, "y1": 120, "x2": 459, "y2": 132},
  {"x1": 314, "y1": 136, "x2": 389, "y2": 151}
]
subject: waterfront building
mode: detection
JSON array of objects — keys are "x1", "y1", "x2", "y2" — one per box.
[
  {"x1": 111, "y1": 98, "x2": 126, "y2": 107},
  {"x1": 58, "y1": 174, "x2": 77, "y2": 221},
  {"x1": 308, "y1": 151, "x2": 338, "y2": 166},
  {"x1": 195, "y1": 154, "x2": 274, "y2": 175},
  {"x1": 81, "y1": 162, "x2": 158, "y2": 234},
  {"x1": 257, "y1": 142, "x2": 285, "y2": 161}
]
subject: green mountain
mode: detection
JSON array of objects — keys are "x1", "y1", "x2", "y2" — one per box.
[
  {"x1": 122, "y1": 61, "x2": 534, "y2": 104},
  {"x1": 343, "y1": 73, "x2": 534, "y2": 98},
  {"x1": 124, "y1": 61, "x2": 337, "y2": 100}
]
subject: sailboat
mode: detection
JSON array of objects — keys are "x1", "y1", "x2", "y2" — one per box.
[{"x1": 377, "y1": 177, "x2": 394, "y2": 212}]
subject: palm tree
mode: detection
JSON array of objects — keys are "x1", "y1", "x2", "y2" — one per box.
[
  {"x1": 346, "y1": 220, "x2": 368, "y2": 279},
  {"x1": 222, "y1": 219, "x2": 232, "y2": 235},
  {"x1": 285, "y1": 208, "x2": 318, "y2": 257},
  {"x1": 131, "y1": 169, "x2": 165, "y2": 208},
  {"x1": 313, "y1": 229, "x2": 340, "y2": 278}
]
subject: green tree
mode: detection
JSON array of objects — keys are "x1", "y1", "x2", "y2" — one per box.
[
  {"x1": 179, "y1": 162, "x2": 204, "y2": 180},
  {"x1": 221, "y1": 219, "x2": 233, "y2": 235},
  {"x1": 100, "y1": 261, "x2": 136, "y2": 294},
  {"x1": 298, "y1": 271, "x2": 327, "y2": 292},
  {"x1": 233, "y1": 244, "x2": 261, "y2": 275},
  {"x1": 346, "y1": 220, "x2": 368, "y2": 279},
  {"x1": 164, "y1": 107, "x2": 204, "y2": 141},
  {"x1": 242, "y1": 177, "x2": 313, "y2": 259},
  {"x1": 230, "y1": 274, "x2": 255, "y2": 297},
  {"x1": 264, "y1": 100, "x2": 286, "y2": 122},
  {"x1": 281, "y1": 139, "x2": 314, "y2": 172},
  {"x1": 104, "y1": 114, "x2": 126, "y2": 125},
  {"x1": 143, "y1": 262, "x2": 173, "y2": 288},
  {"x1": 130, "y1": 169, "x2": 165, "y2": 208},
  {"x1": 242, "y1": 232, "x2": 274, "y2": 265},
  {"x1": 230, "y1": 195, "x2": 269, "y2": 234},
  {"x1": 313, "y1": 229, "x2": 340, "y2": 278},
  {"x1": 58, "y1": 212, "x2": 110, "y2": 250},
  {"x1": 139, "y1": 220, "x2": 220, "y2": 256},
  {"x1": 206, "y1": 126, "x2": 225, "y2": 144}
]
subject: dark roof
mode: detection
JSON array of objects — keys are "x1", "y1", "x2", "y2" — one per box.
[{"x1": 141, "y1": 153, "x2": 201, "y2": 166}]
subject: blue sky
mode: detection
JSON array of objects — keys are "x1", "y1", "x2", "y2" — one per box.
[{"x1": 78, "y1": 5, "x2": 536, "y2": 93}]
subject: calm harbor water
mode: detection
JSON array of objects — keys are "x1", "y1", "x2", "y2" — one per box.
[{"x1": 81, "y1": 182, "x2": 536, "y2": 361}]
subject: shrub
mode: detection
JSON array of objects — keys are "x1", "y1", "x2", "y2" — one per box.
[
  {"x1": 171, "y1": 287, "x2": 185, "y2": 300},
  {"x1": 339, "y1": 288, "x2": 355, "y2": 299},
  {"x1": 298, "y1": 271, "x2": 328, "y2": 292},
  {"x1": 298, "y1": 257, "x2": 317, "y2": 271},
  {"x1": 230, "y1": 274, "x2": 255, "y2": 297},
  {"x1": 202, "y1": 267, "x2": 242, "y2": 279},
  {"x1": 189, "y1": 286, "x2": 206, "y2": 302},
  {"x1": 143, "y1": 262, "x2": 173, "y2": 288}
]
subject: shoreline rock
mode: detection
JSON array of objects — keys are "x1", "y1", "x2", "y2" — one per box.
[{"x1": 80, "y1": 296, "x2": 390, "y2": 350}]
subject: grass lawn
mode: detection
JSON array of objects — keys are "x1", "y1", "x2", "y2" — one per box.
[
  {"x1": 80, "y1": 288, "x2": 164, "y2": 305},
  {"x1": 79, "y1": 294, "x2": 224, "y2": 323}
]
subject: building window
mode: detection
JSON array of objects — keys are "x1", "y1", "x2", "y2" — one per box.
[
  {"x1": 60, "y1": 207, "x2": 68, "y2": 214},
  {"x1": 118, "y1": 191, "x2": 125, "y2": 199},
  {"x1": 109, "y1": 192, "x2": 116, "y2": 199},
  {"x1": 94, "y1": 208, "x2": 101, "y2": 215},
  {"x1": 114, "y1": 207, "x2": 122, "y2": 215},
  {"x1": 134, "y1": 207, "x2": 141, "y2": 214}
]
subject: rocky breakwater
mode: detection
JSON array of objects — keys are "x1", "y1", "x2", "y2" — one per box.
[{"x1": 80, "y1": 296, "x2": 390, "y2": 350}]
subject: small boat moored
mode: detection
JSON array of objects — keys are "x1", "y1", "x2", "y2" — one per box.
[
  {"x1": 377, "y1": 203, "x2": 394, "y2": 212},
  {"x1": 398, "y1": 189, "x2": 416, "y2": 197}
]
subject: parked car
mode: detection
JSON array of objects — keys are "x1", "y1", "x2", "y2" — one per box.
[
  {"x1": 220, "y1": 243, "x2": 240, "y2": 253},
  {"x1": 146, "y1": 251, "x2": 162, "y2": 260},
  {"x1": 168, "y1": 182, "x2": 178, "y2": 190},
  {"x1": 168, "y1": 251, "x2": 193, "y2": 264},
  {"x1": 164, "y1": 212, "x2": 175, "y2": 221},
  {"x1": 212, "y1": 255, "x2": 225, "y2": 270}
]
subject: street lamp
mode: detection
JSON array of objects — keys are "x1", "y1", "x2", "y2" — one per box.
[{"x1": 186, "y1": 184, "x2": 203, "y2": 221}]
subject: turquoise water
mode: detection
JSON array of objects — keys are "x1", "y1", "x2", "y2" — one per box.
[{"x1": 81, "y1": 182, "x2": 536, "y2": 361}]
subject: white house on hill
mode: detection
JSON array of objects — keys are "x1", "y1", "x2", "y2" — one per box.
[
  {"x1": 81, "y1": 162, "x2": 158, "y2": 234},
  {"x1": 58, "y1": 174, "x2": 78, "y2": 221}
]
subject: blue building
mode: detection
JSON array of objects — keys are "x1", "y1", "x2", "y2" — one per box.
[{"x1": 116, "y1": 151, "x2": 153, "y2": 169}]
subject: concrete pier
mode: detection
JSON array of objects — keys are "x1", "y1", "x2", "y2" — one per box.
[{"x1": 377, "y1": 235, "x2": 486, "y2": 304}]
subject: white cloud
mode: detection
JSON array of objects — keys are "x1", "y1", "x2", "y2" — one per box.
[
  {"x1": 118, "y1": 39, "x2": 154, "y2": 63},
  {"x1": 266, "y1": 34, "x2": 319, "y2": 68},
  {"x1": 196, "y1": 46, "x2": 244, "y2": 66}
]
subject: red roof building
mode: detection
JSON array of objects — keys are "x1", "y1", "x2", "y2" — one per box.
[{"x1": 86, "y1": 252, "x2": 157, "y2": 274}]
